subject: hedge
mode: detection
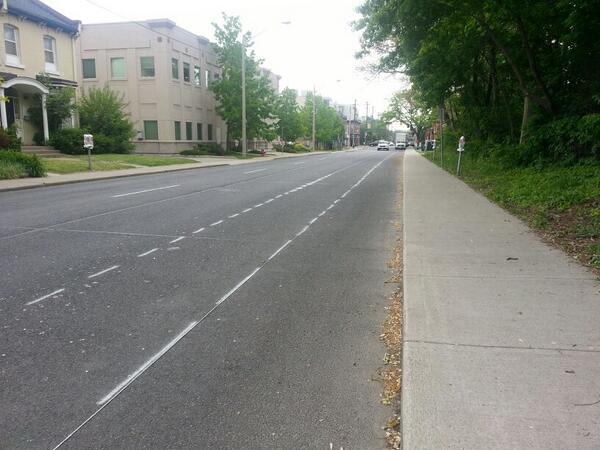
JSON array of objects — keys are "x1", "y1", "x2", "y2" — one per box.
[{"x1": 0, "y1": 150, "x2": 46, "y2": 178}]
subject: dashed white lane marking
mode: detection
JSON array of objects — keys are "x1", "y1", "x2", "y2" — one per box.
[
  {"x1": 88, "y1": 265, "x2": 119, "y2": 279},
  {"x1": 137, "y1": 248, "x2": 159, "y2": 258},
  {"x1": 97, "y1": 320, "x2": 199, "y2": 406},
  {"x1": 111, "y1": 185, "x2": 180, "y2": 198},
  {"x1": 309, "y1": 218, "x2": 318, "y2": 225},
  {"x1": 293, "y1": 162, "x2": 305, "y2": 165},
  {"x1": 268, "y1": 240, "x2": 292, "y2": 261},
  {"x1": 264, "y1": 199, "x2": 274, "y2": 204},
  {"x1": 254, "y1": 203, "x2": 264, "y2": 208},
  {"x1": 296, "y1": 225, "x2": 309, "y2": 236},
  {"x1": 169, "y1": 236, "x2": 185, "y2": 244},
  {"x1": 215, "y1": 267, "x2": 261, "y2": 306},
  {"x1": 27, "y1": 288, "x2": 65, "y2": 306},
  {"x1": 228, "y1": 213, "x2": 240, "y2": 218},
  {"x1": 192, "y1": 227, "x2": 205, "y2": 234},
  {"x1": 327, "y1": 204, "x2": 335, "y2": 210},
  {"x1": 275, "y1": 194, "x2": 283, "y2": 199},
  {"x1": 210, "y1": 220, "x2": 224, "y2": 227},
  {"x1": 333, "y1": 199, "x2": 340, "y2": 204},
  {"x1": 242, "y1": 208, "x2": 252, "y2": 213},
  {"x1": 244, "y1": 168, "x2": 267, "y2": 174},
  {"x1": 318, "y1": 157, "x2": 328, "y2": 160},
  {"x1": 318, "y1": 211, "x2": 326, "y2": 217}
]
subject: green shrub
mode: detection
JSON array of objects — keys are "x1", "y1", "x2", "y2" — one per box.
[
  {"x1": 293, "y1": 143, "x2": 310, "y2": 152},
  {"x1": 0, "y1": 150, "x2": 45, "y2": 177},
  {"x1": 0, "y1": 160, "x2": 26, "y2": 179},
  {"x1": 0, "y1": 125, "x2": 22, "y2": 151},
  {"x1": 50, "y1": 128, "x2": 125, "y2": 155},
  {"x1": 78, "y1": 86, "x2": 134, "y2": 153},
  {"x1": 180, "y1": 142, "x2": 224, "y2": 156}
]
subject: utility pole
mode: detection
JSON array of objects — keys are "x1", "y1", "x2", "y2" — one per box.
[
  {"x1": 365, "y1": 101, "x2": 369, "y2": 145},
  {"x1": 312, "y1": 85, "x2": 316, "y2": 151},
  {"x1": 241, "y1": 40, "x2": 247, "y2": 158}
]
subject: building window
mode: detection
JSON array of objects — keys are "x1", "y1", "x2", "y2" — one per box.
[
  {"x1": 43, "y1": 36, "x2": 57, "y2": 73},
  {"x1": 205, "y1": 69, "x2": 210, "y2": 87},
  {"x1": 193, "y1": 65, "x2": 201, "y2": 86},
  {"x1": 207, "y1": 124, "x2": 213, "y2": 141},
  {"x1": 82, "y1": 59, "x2": 96, "y2": 79},
  {"x1": 197, "y1": 123, "x2": 203, "y2": 140},
  {"x1": 185, "y1": 121, "x2": 192, "y2": 140},
  {"x1": 110, "y1": 57, "x2": 126, "y2": 79},
  {"x1": 140, "y1": 56, "x2": 155, "y2": 77},
  {"x1": 171, "y1": 58, "x2": 179, "y2": 79},
  {"x1": 4, "y1": 24, "x2": 20, "y2": 65},
  {"x1": 174, "y1": 121, "x2": 181, "y2": 140},
  {"x1": 183, "y1": 62, "x2": 190, "y2": 82},
  {"x1": 143, "y1": 120, "x2": 158, "y2": 140}
]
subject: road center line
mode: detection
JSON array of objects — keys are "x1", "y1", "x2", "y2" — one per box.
[
  {"x1": 88, "y1": 265, "x2": 119, "y2": 279},
  {"x1": 111, "y1": 185, "x2": 180, "y2": 198},
  {"x1": 96, "y1": 320, "x2": 199, "y2": 406},
  {"x1": 137, "y1": 248, "x2": 159, "y2": 258},
  {"x1": 268, "y1": 240, "x2": 292, "y2": 260},
  {"x1": 215, "y1": 267, "x2": 261, "y2": 306},
  {"x1": 244, "y1": 168, "x2": 267, "y2": 174},
  {"x1": 26, "y1": 288, "x2": 65, "y2": 306},
  {"x1": 169, "y1": 236, "x2": 185, "y2": 244}
]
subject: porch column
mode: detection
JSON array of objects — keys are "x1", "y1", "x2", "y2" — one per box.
[
  {"x1": 41, "y1": 93, "x2": 49, "y2": 142},
  {"x1": 0, "y1": 88, "x2": 7, "y2": 129}
]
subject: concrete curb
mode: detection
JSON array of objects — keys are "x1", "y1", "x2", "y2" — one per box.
[{"x1": 0, "y1": 150, "x2": 340, "y2": 193}]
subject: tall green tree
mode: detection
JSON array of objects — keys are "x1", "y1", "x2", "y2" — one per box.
[
  {"x1": 274, "y1": 88, "x2": 305, "y2": 142},
  {"x1": 210, "y1": 14, "x2": 277, "y2": 150},
  {"x1": 301, "y1": 93, "x2": 345, "y2": 148},
  {"x1": 382, "y1": 88, "x2": 435, "y2": 144}
]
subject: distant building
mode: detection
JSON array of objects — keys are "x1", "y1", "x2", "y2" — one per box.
[
  {"x1": 0, "y1": 0, "x2": 79, "y2": 145},
  {"x1": 336, "y1": 104, "x2": 360, "y2": 147},
  {"x1": 78, "y1": 19, "x2": 227, "y2": 153}
]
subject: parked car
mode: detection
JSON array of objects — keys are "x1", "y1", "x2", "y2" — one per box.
[
  {"x1": 369, "y1": 141, "x2": 378, "y2": 147},
  {"x1": 395, "y1": 142, "x2": 406, "y2": 150},
  {"x1": 377, "y1": 140, "x2": 390, "y2": 151}
]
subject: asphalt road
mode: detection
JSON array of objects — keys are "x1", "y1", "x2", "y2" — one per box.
[{"x1": 0, "y1": 148, "x2": 401, "y2": 449}]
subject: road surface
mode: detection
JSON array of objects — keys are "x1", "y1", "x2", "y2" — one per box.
[{"x1": 0, "y1": 148, "x2": 401, "y2": 449}]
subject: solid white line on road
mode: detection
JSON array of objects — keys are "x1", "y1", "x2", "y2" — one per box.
[
  {"x1": 97, "y1": 320, "x2": 199, "y2": 406},
  {"x1": 169, "y1": 236, "x2": 185, "y2": 244},
  {"x1": 244, "y1": 168, "x2": 267, "y2": 174},
  {"x1": 268, "y1": 240, "x2": 292, "y2": 261},
  {"x1": 111, "y1": 185, "x2": 180, "y2": 198},
  {"x1": 242, "y1": 208, "x2": 252, "y2": 213},
  {"x1": 88, "y1": 265, "x2": 119, "y2": 279},
  {"x1": 296, "y1": 225, "x2": 310, "y2": 237},
  {"x1": 210, "y1": 220, "x2": 224, "y2": 227},
  {"x1": 137, "y1": 248, "x2": 159, "y2": 258},
  {"x1": 192, "y1": 227, "x2": 205, "y2": 234},
  {"x1": 228, "y1": 213, "x2": 240, "y2": 218},
  {"x1": 215, "y1": 267, "x2": 261, "y2": 306},
  {"x1": 26, "y1": 288, "x2": 65, "y2": 306}
]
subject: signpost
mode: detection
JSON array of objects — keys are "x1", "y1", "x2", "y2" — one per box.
[
  {"x1": 83, "y1": 134, "x2": 94, "y2": 171},
  {"x1": 456, "y1": 135, "x2": 465, "y2": 175}
]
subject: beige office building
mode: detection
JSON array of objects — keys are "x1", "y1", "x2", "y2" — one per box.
[
  {"x1": 79, "y1": 19, "x2": 226, "y2": 153},
  {"x1": 0, "y1": 0, "x2": 79, "y2": 145}
]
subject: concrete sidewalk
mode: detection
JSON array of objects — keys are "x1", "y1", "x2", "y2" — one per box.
[
  {"x1": 0, "y1": 150, "x2": 334, "y2": 192},
  {"x1": 402, "y1": 150, "x2": 600, "y2": 449}
]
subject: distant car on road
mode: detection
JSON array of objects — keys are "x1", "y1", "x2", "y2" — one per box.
[
  {"x1": 377, "y1": 140, "x2": 390, "y2": 151},
  {"x1": 369, "y1": 141, "x2": 378, "y2": 147},
  {"x1": 395, "y1": 142, "x2": 406, "y2": 150}
]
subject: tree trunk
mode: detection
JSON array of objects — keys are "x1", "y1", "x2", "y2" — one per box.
[{"x1": 519, "y1": 94, "x2": 530, "y2": 144}]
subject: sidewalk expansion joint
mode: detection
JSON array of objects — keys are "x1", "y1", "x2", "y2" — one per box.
[{"x1": 404, "y1": 339, "x2": 600, "y2": 353}]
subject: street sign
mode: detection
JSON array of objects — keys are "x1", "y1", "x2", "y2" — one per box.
[
  {"x1": 457, "y1": 135, "x2": 465, "y2": 152},
  {"x1": 83, "y1": 134, "x2": 94, "y2": 149}
]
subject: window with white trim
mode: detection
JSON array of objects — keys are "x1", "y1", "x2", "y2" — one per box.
[
  {"x1": 43, "y1": 36, "x2": 57, "y2": 73},
  {"x1": 4, "y1": 24, "x2": 20, "y2": 65}
]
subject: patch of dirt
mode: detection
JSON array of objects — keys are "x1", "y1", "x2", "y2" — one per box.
[
  {"x1": 534, "y1": 200, "x2": 599, "y2": 275},
  {"x1": 377, "y1": 159, "x2": 404, "y2": 449}
]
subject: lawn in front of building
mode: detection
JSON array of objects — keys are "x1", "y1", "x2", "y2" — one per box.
[{"x1": 43, "y1": 154, "x2": 197, "y2": 174}]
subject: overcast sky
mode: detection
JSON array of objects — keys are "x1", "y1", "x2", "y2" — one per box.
[{"x1": 44, "y1": 0, "x2": 408, "y2": 119}]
